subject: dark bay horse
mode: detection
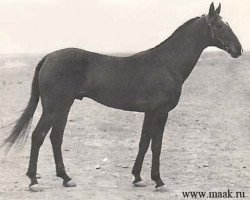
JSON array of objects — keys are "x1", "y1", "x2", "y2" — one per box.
[{"x1": 2, "y1": 3, "x2": 242, "y2": 191}]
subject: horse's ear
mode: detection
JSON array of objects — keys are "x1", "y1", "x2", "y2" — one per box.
[
  {"x1": 209, "y1": 2, "x2": 215, "y2": 16},
  {"x1": 215, "y1": 3, "x2": 221, "y2": 15}
]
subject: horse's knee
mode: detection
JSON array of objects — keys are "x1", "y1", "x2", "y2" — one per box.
[
  {"x1": 49, "y1": 133, "x2": 58, "y2": 143},
  {"x1": 139, "y1": 146, "x2": 149, "y2": 156},
  {"x1": 139, "y1": 138, "x2": 150, "y2": 152}
]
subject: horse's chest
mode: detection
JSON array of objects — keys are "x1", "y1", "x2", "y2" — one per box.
[
  {"x1": 145, "y1": 85, "x2": 182, "y2": 111},
  {"x1": 126, "y1": 75, "x2": 182, "y2": 112}
]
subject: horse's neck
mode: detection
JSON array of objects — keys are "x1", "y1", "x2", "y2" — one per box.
[{"x1": 153, "y1": 18, "x2": 209, "y2": 82}]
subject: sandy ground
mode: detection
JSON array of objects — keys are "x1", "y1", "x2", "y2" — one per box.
[{"x1": 0, "y1": 52, "x2": 249, "y2": 200}]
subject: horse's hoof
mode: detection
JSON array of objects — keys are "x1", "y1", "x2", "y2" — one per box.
[
  {"x1": 155, "y1": 184, "x2": 167, "y2": 192},
  {"x1": 29, "y1": 184, "x2": 44, "y2": 192},
  {"x1": 133, "y1": 180, "x2": 146, "y2": 187},
  {"x1": 63, "y1": 180, "x2": 76, "y2": 187}
]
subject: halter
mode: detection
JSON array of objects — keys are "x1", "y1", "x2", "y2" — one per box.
[
  {"x1": 204, "y1": 15, "x2": 229, "y2": 52},
  {"x1": 208, "y1": 22, "x2": 215, "y2": 38},
  {"x1": 203, "y1": 15, "x2": 215, "y2": 39}
]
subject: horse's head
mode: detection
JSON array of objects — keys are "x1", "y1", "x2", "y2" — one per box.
[{"x1": 205, "y1": 3, "x2": 243, "y2": 58}]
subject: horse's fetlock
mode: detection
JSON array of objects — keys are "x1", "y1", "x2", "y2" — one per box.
[{"x1": 151, "y1": 174, "x2": 160, "y2": 181}]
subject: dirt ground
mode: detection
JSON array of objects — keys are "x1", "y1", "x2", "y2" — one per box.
[{"x1": 0, "y1": 51, "x2": 249, "y2": 200}]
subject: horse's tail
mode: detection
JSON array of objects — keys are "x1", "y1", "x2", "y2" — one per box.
[{"x1": 1, "y1": 57, "x2": 46, "y2": 152}]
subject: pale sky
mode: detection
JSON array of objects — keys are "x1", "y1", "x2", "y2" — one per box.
[{"x1": 0, "y1": 0, "x2": 249, "y2": 54}]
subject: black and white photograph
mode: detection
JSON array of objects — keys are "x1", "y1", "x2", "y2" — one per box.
[{"x1": 0, "y1": 0, "x2": 249, "y2": 199}]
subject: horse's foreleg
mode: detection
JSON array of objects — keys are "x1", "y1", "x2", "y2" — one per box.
[
  {"x1": 132, "y1": 108, "x2": 168, "y2": 188},
  {"x1": 150, "y1": 111, "x2": 168, "y2": 189},
  {"x1": 26, "y1": 111, "x2": 54, "y2": 191},
  {"x1": 132, "y1": 113, "x2": 151, "y2": 186},
  {"x1": 50, "y1": 106, "x2": 76, "y2": 187}
]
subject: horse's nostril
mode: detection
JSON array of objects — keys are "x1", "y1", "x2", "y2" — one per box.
[{"x1": 237, "y1": 45, "x2": 242, "y2": 54}]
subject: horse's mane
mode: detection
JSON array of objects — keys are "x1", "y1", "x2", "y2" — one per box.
[
  {"x1": 131, "y1": 16, "x2": 201, "y2": 56},
  {"x1": 154, "y1": 16, "x2": 201, "y2": 49}
]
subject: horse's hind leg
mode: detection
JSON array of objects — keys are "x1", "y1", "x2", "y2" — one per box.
[
  {"x1": 50, "y1": 105, "x2": 76, "y2": 187},
  {"x1": 26, "y1": 110, "x2": 54, "y2": 191},
  {"x1": 150, "y1": 110, "x2": 168, "y2": 189}
]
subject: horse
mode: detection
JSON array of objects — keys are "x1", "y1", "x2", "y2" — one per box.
[{"x1": 2, "y1": 3, "x2": 242, "y2": 191}]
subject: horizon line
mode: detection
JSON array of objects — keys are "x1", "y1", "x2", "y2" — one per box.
[{"x1": 0, "y1": 50, "x2": 249, "y2": 56}]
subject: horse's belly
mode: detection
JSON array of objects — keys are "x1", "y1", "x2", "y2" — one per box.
[
  {"x1": 86, "y1": 89, "x2": 176, "y2": 112},
  {"x1": 87, "y1": 91, "x2": 149, "y2": 112}
]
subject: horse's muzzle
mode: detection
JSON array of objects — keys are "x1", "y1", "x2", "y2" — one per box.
[{"x1": 228, "y1": 44, "x2": 243, "y2": 58}]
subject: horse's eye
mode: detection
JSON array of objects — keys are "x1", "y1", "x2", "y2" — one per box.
[{"x1": 226, "y1": 22, "x2": 229, "y2": 26}]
